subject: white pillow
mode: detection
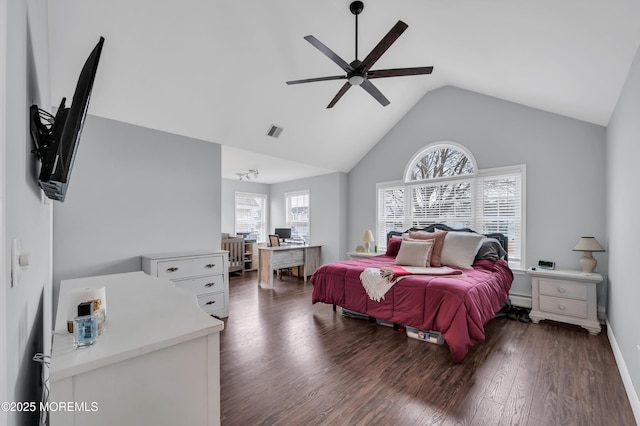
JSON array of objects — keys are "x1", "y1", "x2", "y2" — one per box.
[
  {"x1": 395, "y1": 240, "x2": 433, "y2": 267},
  {"x1": 440, "y1": 232, "x2": 485, "y2": 269}
]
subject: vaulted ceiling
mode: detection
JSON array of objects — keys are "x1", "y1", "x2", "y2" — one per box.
[{"x1": 47, "y1": 0, "x2": 640, "y2": 183}]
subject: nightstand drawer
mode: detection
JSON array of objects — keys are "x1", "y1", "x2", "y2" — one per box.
[
  {"x1": 174, "y1": 275, "x2": 225, "y2": 296},
  {"x1": 539, "y1": 278, "x2": 587, "y2": 300},
  {"x1": 539, "y1": 295, "x2": 588, "y2": 319},
  {"x1": 157, "y1": 255, "x2": 224, "y2": 280}
]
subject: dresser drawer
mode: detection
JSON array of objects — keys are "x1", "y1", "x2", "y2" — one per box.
[
  {"x1": 539, "y1": 295, "x2": 588, "y2": 319},
  {"x1": 197, "y1": 292, "x2": 226, "y2": 316},
  {"x1": 538, "y1": 278, "x2": 587, "y2": 300},
  {"x1": 174, "y1": 275, "x2": 225, "y2": 296},
  {"x1": 157, "y1": 255, "x2": 224, "y2": 280}
]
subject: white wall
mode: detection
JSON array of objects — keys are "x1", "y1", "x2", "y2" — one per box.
[
  {"x1": 270, "y1": 173, "x2": 348, "y2": 265},
  {"x1": 53, "y1": 115, "x2": 222, "y2": 310},
  {"x1": 2, "y1": 1, "x2": 52, "y2": 425},
  {"x1": 607, "y1": 44, "x2": 640, "y2": 417},
  {"x1": 348, "y1": 86, "x2": 607, "y2": 305},
  {"x1": 221, "y1": 178, "x2": 270, "y2": 239}
]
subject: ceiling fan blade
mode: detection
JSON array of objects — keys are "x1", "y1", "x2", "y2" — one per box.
[
  {"x1": 327, "y1": 82, "x2": 352, "y2": 108},
  {"x1": 360, "y1": 20, "x2": 408, "y2": 71},
  {"x1": 360, "y1": 79, "x2": 390, "y2": 107},
  {"x1": 304, "y1": 35, "x2": 354, "y2": 72},
  {"x1": 367, "y1": 66, "x2": 434, "y2": 79},
  {"x1": 286, "y1": 75, "x2": 346, "y2": 85}
]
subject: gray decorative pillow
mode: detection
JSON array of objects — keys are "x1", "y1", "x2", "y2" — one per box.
[{"x1": 474, "y1": 237, "x2": 507, "y2": 262}]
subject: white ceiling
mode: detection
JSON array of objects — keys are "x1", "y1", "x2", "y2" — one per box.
[{"x1": 47, "y1": 0, "x2": 640, "y2": 184}]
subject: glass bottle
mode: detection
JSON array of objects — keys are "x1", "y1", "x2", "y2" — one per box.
[{"x1": 73, "y1": 301, "x2": 98, "y2": 349}]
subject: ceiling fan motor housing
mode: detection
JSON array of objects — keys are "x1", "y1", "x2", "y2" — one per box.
[{"x1": 350, "y1": 1, "x2": 364, "y2": 15}]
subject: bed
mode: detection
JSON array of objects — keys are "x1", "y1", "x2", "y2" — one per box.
[{"x1": 310, "y1": 224, "x2": 513, "y2": 363}]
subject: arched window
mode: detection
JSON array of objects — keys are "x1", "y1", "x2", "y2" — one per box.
[
  {"x1": 378, "y1": 142, "x2": 525, "y2": 268},
  {"x1": 404, "y1": 142, "x2": 476, "y2": 183}
]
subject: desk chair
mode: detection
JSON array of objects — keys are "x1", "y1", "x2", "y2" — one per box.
[{"x1": 269, "y1": 235, "x2": 293, "y2": 279}]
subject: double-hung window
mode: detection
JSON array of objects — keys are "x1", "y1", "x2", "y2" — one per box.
[
  {"x1": 377, "y1": 143, "x2": 525, "y2": 268},
  {"x1": 235, "y1": 192, "x2": 268, "y2": 243},
  {"x1": 285, "y1": 190, "x2": 310, "y2": 242}
]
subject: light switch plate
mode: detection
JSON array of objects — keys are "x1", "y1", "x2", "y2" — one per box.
[{"x1": 11, "y1": 239, "x2": 20, "y2": 287}]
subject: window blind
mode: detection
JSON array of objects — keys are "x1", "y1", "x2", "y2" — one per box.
[
  {"x1": 235, "y1": 192, "x2": 267, "y2": 242},
  {"x1": 286, "y1": 190, "x2": 310, "y2": 242}
]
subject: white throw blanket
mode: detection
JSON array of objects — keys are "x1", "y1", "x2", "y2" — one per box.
[{"x1": 360, "y1": 266, "x2": 463, "y2": 302}]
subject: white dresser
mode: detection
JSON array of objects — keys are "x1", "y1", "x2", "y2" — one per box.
[
  {"x1": 142, "y1": 250, "x2": 229, "y2": 318},
  {"x1": 528, "y1": 268, "x2": 602, "y2": 335},
  {"x1": 49, "y1": 272, "x2": 224, "y2": 426}
]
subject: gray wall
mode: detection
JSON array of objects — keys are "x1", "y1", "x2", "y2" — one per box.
[
  {"x1": 348, "y1": 86, "x2": 607, "y2": 305},
  {"x1": 2, "y1": 1, "x2": 51, "y2": 425},
  {"x1": 53, "y1": 115, "x2": 222, "y2": 309},
  {"x1": 270, "y1": 173, "x2": 348, "y2": 265},
  {"x1": 221, "y1": 178, "x2": 270, "y2": 239},
  {"x1": 607, "y1": 44, "x2": 640, "y2": 414}
]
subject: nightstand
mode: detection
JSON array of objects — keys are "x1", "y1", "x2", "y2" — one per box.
[
  {"x1": 347, "y1": 251, "x2": 381, "y2": 259},
  {"x1": 527, "y1": 268, "x2": 602, "y2": 335}
]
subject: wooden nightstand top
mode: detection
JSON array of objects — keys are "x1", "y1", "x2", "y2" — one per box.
[{"x1": 526, "y1": 267, "x2": 603, "y2": 283}]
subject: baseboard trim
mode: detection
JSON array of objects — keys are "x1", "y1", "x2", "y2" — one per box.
[{"x1": 606, "y1": 318, "x2": 640, "y2": 424}]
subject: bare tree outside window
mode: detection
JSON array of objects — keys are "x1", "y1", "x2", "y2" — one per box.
[{"x1": 410, "y1": 147, "x2": 474, "y2": 181}]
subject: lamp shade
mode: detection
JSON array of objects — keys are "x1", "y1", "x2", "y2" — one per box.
[
  {"x1": 573, "y1": 237, "x2": 605, "y2": 252},
  {"x1": 361, "y1": 230, "x2": 375, "y2": 242}
]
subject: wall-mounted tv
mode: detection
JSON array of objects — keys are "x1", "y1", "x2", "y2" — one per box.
[{"x1": 30, "y1": 36, "x2": 105, "y2": 202}]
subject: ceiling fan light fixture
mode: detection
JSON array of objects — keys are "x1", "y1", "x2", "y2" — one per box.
[{"x1": 348, "y1": 75, "x2": 365, "y2": 85}]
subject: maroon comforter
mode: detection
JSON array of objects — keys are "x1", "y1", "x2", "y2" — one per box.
[{"x1": 311, "y1": 255, "x2": 513, "y2": 363}]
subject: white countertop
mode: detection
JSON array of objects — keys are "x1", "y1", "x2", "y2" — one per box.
[{"x1": 50, "y1": 271, "x2": 224, "y2": 382}]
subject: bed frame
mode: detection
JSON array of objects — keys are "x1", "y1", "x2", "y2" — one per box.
[{"x1": 222, "y1": 236, "x2": 244, "y2": 275}]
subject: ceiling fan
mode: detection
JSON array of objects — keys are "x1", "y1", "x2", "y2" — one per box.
[{"x1": 286, "y1": 1, "x2": 433, "y2": 108}]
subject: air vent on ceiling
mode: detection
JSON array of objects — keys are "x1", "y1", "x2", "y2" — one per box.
[{"x1": 266, "y1": 125, "x2": 283, "y2": 138}]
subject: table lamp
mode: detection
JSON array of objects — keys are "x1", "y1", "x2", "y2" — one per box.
[
  {"x1": 573, "y1": 237, "x2": 605, "y2": 273},
  {"x1": 362, "y1": 230, "x2": 375, "y2": 253}
]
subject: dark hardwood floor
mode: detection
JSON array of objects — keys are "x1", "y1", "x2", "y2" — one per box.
[{"x1": 220, "y1": 271, "x2": 636, "y2": 426}]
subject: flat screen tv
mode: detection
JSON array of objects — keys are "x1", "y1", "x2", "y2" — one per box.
[{"x1": 30, "y1": 37, "x2": 105, "y2": 202}]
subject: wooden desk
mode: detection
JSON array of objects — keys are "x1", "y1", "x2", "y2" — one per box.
[{"x1": 258, "y1": 245, "x2": 321, "y2": 288}]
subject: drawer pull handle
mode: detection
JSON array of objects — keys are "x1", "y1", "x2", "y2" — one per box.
[
  {"x1": 559, "y1": 304, "x2": 566, "y2": 310},
  {"x1": 558, "y1": 287, "x2": 566, "y2": 293},
  {"x1": 205, "y1": 300, "x2": 216, "y2": 305},
  {"x1": 205, "y1": 264, "x2": 216, "y2": 269},
  {"x1": 204, "y1": 282, "x2": 216, "y2": 288},
  {"x1": 166, "y1": 267, "x2": 179, "y2": 273}
]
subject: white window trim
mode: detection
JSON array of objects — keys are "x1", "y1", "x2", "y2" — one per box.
[{"x1": 285, "y1": 190, "x2": 310, "y2": 242}]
